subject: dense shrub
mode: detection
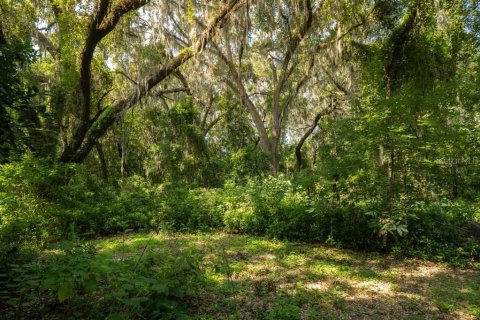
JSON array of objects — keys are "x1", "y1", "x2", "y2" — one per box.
[
  {"x1": 0, "y1": 238, "x2": 203, "y2": 319},
  {"x1": 1, "y1": 157, "x2": 478, "y2": 268},
  {"x1": 223, "y1": 204, "x2": 257, "y2": 234},
  {"x1": 154, "y1": 184, "x2": 224, "y2": 231},
  {"x1": 395, "y1": 200, "x2": 480, "y2": 264},
  {"x1": 218, "y1": 177, "x2": 380, "y2": 249},
  {"x1": 219, "y1": 176, "x2": 479, "y2": 263},
  {"x1": 0, "y1": 156, "x2": 157, "y2": 266}
]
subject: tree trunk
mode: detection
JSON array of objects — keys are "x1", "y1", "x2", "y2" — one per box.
[
  {"x1": 210, "y1": 0, "x2": 314, "y2": 177},
  {"x1": 117, "y1": 142, "x2": 128, "y2": 178},
  {"x1": 0, "y1": 21, "x2": 6, "y2": 45},
  {"x1": 388, "y1": 147, "x2": 395, "y2": 200},
  {"x1": 95, "y1": 142, "x2": 108, "y2": 182},
  {"x1": 312, "y1": 142, "x2": 319, "y2": 166},
  {"x1": 270, "y1": 138, "x2": 280, "y2": 176}
]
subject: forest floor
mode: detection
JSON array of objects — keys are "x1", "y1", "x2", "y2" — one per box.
[{"x1": 94, "y1": 232, "x2": 480, "y2": 320}]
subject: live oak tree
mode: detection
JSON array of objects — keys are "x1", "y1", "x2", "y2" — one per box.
[
  {"x1": 198, "y1": 0, "x2": 373, "y2": 175},
  {"x1": 66, "y1": 0, "x2": 247, "y2": 163},
  {"x1": 19, "y1": 0, "x2": 245, "y2": 163}
]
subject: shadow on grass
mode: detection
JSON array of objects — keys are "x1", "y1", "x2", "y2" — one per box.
[{"x1": 92, "y1": 232, "x2": 480, "y2": 319}]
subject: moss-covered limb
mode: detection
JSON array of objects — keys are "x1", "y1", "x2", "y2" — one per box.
[
  {"x1": 86, "y1": 105, "x2": 115, "y2": 139},
  {"x1": 295, "y1": 110, "x2": 332, "y2": 170},
  {"x1": 146, "y1": 47, "x2": 194, "y2": 91},
  {"x1": 384, "y1": 0, "x2": 420, "y2": 94},
  {"x1": 79, "y1": 0, "x2": 151, "y2": 128},
  {"x1": 62, "y1": 46, "x2": 208, "y2": 163},
  {"x1": 78, "y1": 47, "x2": 195, "y2": 156},
  {"x1": 69, "y1": 106, "x2": 117, "y2": 163},
  {"x1": 59, "y1": 1, "x2": 243, "y2": 164}
]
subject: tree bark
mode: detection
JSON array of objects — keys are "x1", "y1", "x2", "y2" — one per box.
[
  {"x1": 95, "y1": 142, "x2": 108, "y2": 182},
  {"x1": 0, "y1": 21, "x2": 6, "y2": 45},
  {"x1": 117, "y1": 142, "x2": 128, "y2": 178},
  {"x1": 269, "y1": 0, "x2": 313, "y2": 175}
]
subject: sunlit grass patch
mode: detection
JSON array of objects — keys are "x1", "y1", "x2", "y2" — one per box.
[
  {"x1": 178, "y1": 233, "x2": 480, "y2": 320},
  {"x1": 49, "y1": 232, "x2": 478, "y2": 320}
]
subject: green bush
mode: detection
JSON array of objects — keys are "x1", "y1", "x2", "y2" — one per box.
[
  {"x1": 1, "y1": 238, "x2": 203, "y2": 319},
  {"x1": 0, "y1": 156, "x2": 157, "y2": 265},
  {"x1": 223, "y1": 204, "x2": 257, "y2": 233},
  {"x1": 312, "y1": 204, "x2": 382, "y2": 250},
  {"x1": 266, "y1": 189, "x2": 315, "y2": 241},
  {"x1": 1, "y1": 157, "x2": 478, "y2": 268},
  {"x1": 219, "y1": 176, "x2": 381, "y2": 248},
  {"x1": 220, "y1": 177, "x2": 478, "y2": 264},
  {"x1": 154, "y1": 184, "x2": 224, "y2": 231},
  {"x1": 187, "y1": 188, "x2": 225, "y2": 230},
  {"x1": 395, "y1": 200, "x2": 480, "y2": 264}
]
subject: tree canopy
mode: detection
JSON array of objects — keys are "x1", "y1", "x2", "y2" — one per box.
[{"x1": 1, "y1": 0, "x2": 477, "y2": 184}]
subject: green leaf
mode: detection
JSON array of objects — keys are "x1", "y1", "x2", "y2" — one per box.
[
  {"x1": 83, "y1": 278, "x2": 97, "y2": 293},
  {"x1": 151, "y1": 283, "x2": 168, "y2": 294},
  {"x1": 57, "y1": 282, "x2": 74, "y2": 302},
  {"x1": 123, "y1": 296, "x2": 149, "y2": 308},
  {"x1": 121, "y1": 283, "x2": 134, "y2": 291}
]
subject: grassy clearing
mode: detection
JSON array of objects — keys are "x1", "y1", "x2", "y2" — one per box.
[{"x1": 93, "y1": 232, "x2": 480, "y2": 320}]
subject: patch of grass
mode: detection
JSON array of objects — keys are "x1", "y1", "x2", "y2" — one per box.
[
  {"x1": 434, "y1": 300, "x2": 455, "y2": 313},
  {"x1": 354, "y1": 268, "x2": 381, "y2": 279},
  {"x1": 306, "y1": 305, "x2": 338, "y2": 320},
  {"x1": 468, "y1": 306, "x2": 480, "y2": 319},
  {"x1": 266, "y1": 298, "x2": 301, "y2": 320},
  {"x1": 5, "y1": 232, "x2": 479, "y2": 319}
]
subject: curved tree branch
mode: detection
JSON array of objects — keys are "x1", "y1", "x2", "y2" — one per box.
[
  {"x1": 295, "y1": 106, "x2": 336, "y2": 170},
  {"x1": 73, "y1": 0, "x2": 151, "y2": 154},
  {"x1": 60, "y1": 0, "x2": 244, "y2": 163}
]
